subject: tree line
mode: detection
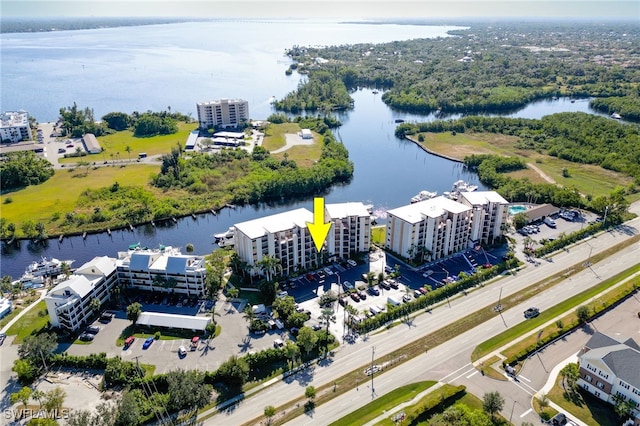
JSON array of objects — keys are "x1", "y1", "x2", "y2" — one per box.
[
  {"x1": 0, "y1": 151, "x2": 54, "y2": 190},
  {"x1": 397, "y1": 112, "x2": 640, "y2": 182},
  {"x1": 280, "y1": 22, "x2": 639, "y2": 115}
]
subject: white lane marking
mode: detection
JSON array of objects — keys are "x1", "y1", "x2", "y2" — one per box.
[
  {"x1": 466, "y1": 371, "x2": 479, "y2": 379},
  {"x1": 519, "y1": 374, "x2": 531, "y2": 382},
  {"x1": 449, "y1": 368, "x2": 476, "y2": 384},
  {"x1": 520, "y1": 408, "x2": 533, "y2": 418},
  {"x1": 439, "y1": 363, "x2": 472, "y2": 382}
]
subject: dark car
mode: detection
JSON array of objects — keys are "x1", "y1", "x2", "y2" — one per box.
[
  {"x1": 380, "y1": 281, "x2": 391, "y2": 290},
  {"x1": 0, "y1": 333, "x2": 6, "y2": 346},
  {"x1": 57, "y1": 148, "x2": 66, "y2": 153},
  {"x1": 551, "y1": 413, "x2": 567, "y2": 425},
  {"x1": 524, "y1": 307, "x2": 540, "y2": 319},
  {"x1": 79, "y1": 333, "x2": 94, "y2": 342},
  {"x1": 368, "y1": 287, "x2": 380, "y2": 296},
  {"x1": 312, "y1": 324, "x2": 322, "y2": 331},
  {"x1": 142, "y1": 337, "x2": 154, "y2": 349},
  {"x1": 290, "y1": 327, "x2": 300, "y2": 336},
  {"x1": 358, "y1": 290, "x2": 367, "y2": 300},
  {"x1": 338, "y1": 298, "x2": 348, "y2": 307},
  {"x1": 86, "y1": 325, "x2": 100, "y2": 334},
  {"x1": 389, "y1": 280, "x2": 399, "y2": 289},
  {"x1": 350, "y1": 292, "x2": 361, "y2": 302}
]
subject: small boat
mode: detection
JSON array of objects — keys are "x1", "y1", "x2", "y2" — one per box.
[
  {"x1": 59, "y1": 235, "x2": 64, "y2": 243},
  {"x1": 210, "y1": 209, "x2": 217, "y2": 216},
  {"x1": 394, "y1": 119, "x2": 405, "y2": 123},
  {"x1": 128, "y1": 223, "x2": 134, "y2": 231},
  {"x1": 14, "y1": 273, "x2": 46, "y2": 289},
  {"x1": 191, "y1": 213, "x2": 197, "y2": 220},
  {"x1": 213, "y1": 227, "x2": 235, "y2": 247},
  {"x1": 411, "y1": 190, "x2": 437, "y2": 204},
  {"x1": 611, "y1": 112, "x2": 622, "y2": 119},
  {"x1": 225, "y1": 203, "x2": 236, "y2": 209},
  {"x1": 172, "y1": 217, "x2": 177, "y2": 223},
  {"x1": 372, "y1": 90, "x2": 379, "y2": 94},
  {"x1": 82, "y1": 232, "x2": 87, "y2": 240},
  {"x1": 107, "y1": 228, "x2": 112, "y2": 236}
]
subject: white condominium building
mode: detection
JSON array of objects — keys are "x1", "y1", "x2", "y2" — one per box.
[
  {"x1": 197, "y1": 98, "x2": 249, "y2": 129},
  {"x1": 386, "y1": 196, "x2": 472, "y2": 262},
  {"x1": 45, "y1": 256, "x2": 117, "y2": 332},
  {"x1": 459, "y1": 191, "x2": 509, "y2": 245},
  {"x1": 234, "y1": 203, "x2": 372, "y2": 275},
  {"x1": 116, "y1": 246, "x2": 207, "y2": 297},
  {"x1": 0, "y1": 111, "x2": 32, "y2": 143},
  {"x1": 326, "y1": 202, "x2": 371, "y2": 259}
]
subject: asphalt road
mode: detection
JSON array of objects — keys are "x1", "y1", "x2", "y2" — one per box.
[{"x1": 204, "y1": 216, "x2": 640, "y2": 425}]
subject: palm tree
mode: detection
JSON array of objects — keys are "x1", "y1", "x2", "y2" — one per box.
[
  {"x1": 125, "y1": 145, "x2": 132, "y2": 161},
  {"x1": 60, "y1": 262, "x2": 72, "y2": 279}
]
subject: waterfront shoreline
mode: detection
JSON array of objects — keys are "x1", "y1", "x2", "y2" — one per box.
[{"x1": 404, "y1": 136, "x2": 464, "y2": 163}]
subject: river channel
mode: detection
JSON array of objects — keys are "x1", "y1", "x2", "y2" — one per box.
[{"x1": 0, "y1": 21, "x2": 611, "y2": 279}]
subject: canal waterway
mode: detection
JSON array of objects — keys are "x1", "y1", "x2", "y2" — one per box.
[{"x1": 0, "y1": 20, "x2": 610, "y2": 279}]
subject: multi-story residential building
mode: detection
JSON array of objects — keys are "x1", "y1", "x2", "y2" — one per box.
[
  {"x1": 325, "y1": 202, "x2": 371, "y2": 259},
  {"x1": 115, "y1": 246, "x2": 207, "y2": 297},
  {"x1": 386, "y1": 196, "x2": 472, "y2": 262},
  {"x1": 234, "y1": 203, "x2": 372, "y2": 276},
  {"x1": 0, "y1": 111, "x2": 32, "y2": 143},
  {"x1": 45, "y1": 256, "x2": 117, "y2": 332},
  {"x1": 196, "y1": 98, "x2": 249, "y2": 129},
  {"x1": 459, "y1": 191, "x2": 509, "y2": 245},
  {"x1": 577, "y1": 332, "x2": 640, "y2": 426}
]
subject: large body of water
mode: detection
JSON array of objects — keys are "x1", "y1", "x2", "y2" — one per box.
[{"x1": 0, "y1": 20, "x2": 607, "y2": 279}]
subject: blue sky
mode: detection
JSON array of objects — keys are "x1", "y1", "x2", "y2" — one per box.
[{"x1": 1, "y1": 0, "x2": 639, "y2": 19}]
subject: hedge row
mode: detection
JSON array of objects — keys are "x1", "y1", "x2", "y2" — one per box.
[
  {"x1": 534, "y1": 222, "x2": 604, "y2": 257},
  {"x1": 399, "y1": 385, "x2": 467, "y2": 425},
  {"x1": 354, "y1": 259, "x2": 520, "y2": 333}
]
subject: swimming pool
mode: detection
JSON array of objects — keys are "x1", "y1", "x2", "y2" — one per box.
[{"x1": 508, "y1": 205, "x2": 527, "y2": 215}]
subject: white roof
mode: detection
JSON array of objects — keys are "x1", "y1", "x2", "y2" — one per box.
[
  {"x1": 213, "y1": 131, "x2": 245, "y2": 139},
  {"x1": 388, "y1": 196, "x2": 471, "y2": 224},
  {"x1": 185, "y1": 130, "x2": 199, "y2": 148},
  {"x1": 136, "y1": 312, "x2": 211, "y2": 331},
  {"x1": 49, "y1": 275, "x2": 94, "y2": 299},
  {"x1": 235, "y1": 208, "x2": 312, "y2": 240},
  {"x1": 326, "y1": 202, "x2": 370, "y2": 219},
  {"x1": 74, "y1": 256, "x2": 116, "y2": 277},
  {"x1": 461, "y1": 191, "x2": 508, "y2": 205},
  {"x1": 301, "y1": 128, "x2": 312, "y2": 135}
]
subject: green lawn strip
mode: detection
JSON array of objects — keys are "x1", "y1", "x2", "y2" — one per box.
[
  {"x1": 478, "y1": 355, "x2": 509, "y2": 382},
  {"x1": 547, "y1": 376, "x2": 619, "y2": 426},
  {"x1": 0, "y1": 295, "x2": 41, "y2": 329},
  {"x1": 329, "y1": 381, "x2": 436, "y2": 426},
  {"x1": 5, "y1": 300, "x2": 49, "y2": 344},
  {"x1": 472, "y1": 259, "x2": 640, "y2": 362},
  {"x1": 501, "y1": 277, "x2": 640, "y2": 364},
  {"x1": 261, "y1": 123, "x2": 303, "y2": 151}
]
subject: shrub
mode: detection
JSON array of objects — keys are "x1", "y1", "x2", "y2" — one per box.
[{"x1": 154, "y1": 331, "x2": 161, "y2": 340}]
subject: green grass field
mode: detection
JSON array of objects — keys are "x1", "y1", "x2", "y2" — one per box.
[
  {"x1": 415, "y1": 132, "x2": 632, "y2": 199},
  {"x1": 547, "y1": 376, "x2": 619, "y2": 426},
  {"x1": 262, "y1": 123, "x2": 323, "y2": 167},
  {"x1": 6, "y1": 300, "x2": 50, "y2": 344},
  {"x1": 0, "y1": 164, "x2": 159, "y2": 231},
  {"x1": 58, "y1": 122, "x2": 198, "y2": 164}
]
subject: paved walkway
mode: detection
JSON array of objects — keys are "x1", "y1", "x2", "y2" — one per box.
[
  {"x1": 1, "y1": 288, "x2": 47, "y2": 335},
  {"x1": 271, "y1": 133, "x2": 315, "y2": 154}
]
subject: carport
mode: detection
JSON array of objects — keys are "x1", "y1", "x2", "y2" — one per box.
[{"x1": 136, "y1": 311, "x2": 211, "y2": 332}]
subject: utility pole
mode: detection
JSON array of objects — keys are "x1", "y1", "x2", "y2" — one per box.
[{"x1": 371, "y1": 346, "x2": 376, "y2": 397}]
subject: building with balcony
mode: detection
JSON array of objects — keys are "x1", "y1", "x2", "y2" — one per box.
[
  {"x1": 0, "y1": 111, "x2": 32, "y2": 143},
  {"x1": 385, "y1": 196, "x2": 472, "y2": 262},
  {"x1": 45, "y1": 256, "x2": 117, "y2": 332},
  {"x1": 234, "y1": 202, "x2": 371, "y2": 276},
  {"x1": 325, "y1": 202, "x2": 371, "y2": 259},
  {"x1": 459, "y1": 191, "x2": 509, "y2": 245},
  {"x1": 116, "y1": 246, "x2": 207, "y2": 297},
  {"x1": 577, "y1": 332, "x2": 640, "y2": 426},
  {"x1": 197, "y1": 98, "x2": 249, "y2": 129}
]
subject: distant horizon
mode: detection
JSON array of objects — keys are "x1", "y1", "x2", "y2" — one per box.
[{"x1": 1, "y1": 1, "x2": 638, "y2": 20}]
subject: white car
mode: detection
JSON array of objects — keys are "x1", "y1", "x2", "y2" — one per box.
[
  {"x1": 323, "y1": 267, "x2": 333, "y2": 275},
  {"x1": 276, "y1": 290, "x2": 288, "y2": 299},
  {"x1": 178, "y1": 346, "x2": 187, "y2": 357},
  {"x1": 342, "y1": 281, "x2": 354, "y2": 290},
  {"x1": 347, "y1": 259, "x2": 357, "y2": 267}
]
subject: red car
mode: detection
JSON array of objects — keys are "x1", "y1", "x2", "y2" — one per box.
[
  {"x1": 350, "y1": 292, "x2": 361, "y2": 302},
  {"x1": 306, "y1": 273, "x2": 315, "y2": 281}
]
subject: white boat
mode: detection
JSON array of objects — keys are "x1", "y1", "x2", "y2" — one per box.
[
  {"x1": 449, "y1": 180, "x2": 478, "y2": 199},
  {"x1": 14, "y1": 273, "x2": 46, "y2": 289},
  {"x1": 611, "y1": 112, "x2": 622, "y2": 119},
  {"x1": 25, "y1": 257, "x2": 74, "y2": 277},
  {"x1": 214, "y1": 227, "x2": 235, "y2": 247},
  {"x1": 410, "y1": 190, "x2": 437, "y2": 204}
]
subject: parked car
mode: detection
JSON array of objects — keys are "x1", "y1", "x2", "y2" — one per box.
[
  {"x1": 312, "y1": 324, "x2": 322, "y2": 331},
  {"x1": 347, "y1": 259, "x2": 357, "y2": 267},
  {"x1": 350, "y1": 292, "x2": 361, "y2": 302},
  {"x1": 306, "y1": 273, "x2": 315, "y2": 281},
  {"x1": 380, "y1": 280, "x2": 391, "y2": 290},
  {"x1": 124, "y1": 336, "x2": 135, "y2": 347},
  {"x1": 99, "y1": 312, "x2": 114, "y2": 323},
  {"x1": 0, "y1": 333, "x2": 5, "y2": 346},
  {"x1": 273, "y1": 339, "x2": 284, "y2": 348},
  {"x1": 190, "y1": 336, "x2": 199, "y2": 351},
  {"x1": 142, "y1": 337, "x2": 154, "y2": 349},
  {"x1": 178, "y1": 346, "x2": 187, "y2": 357},
  {"x1": 57, "y1": 148, "x2": 66, "y2": 153},
  {"x1": 66, "y1": 144, "x2": 74, "y2": 148},
  {"x1": 524, "y1": 307, "x2": 540, "y2": 319},
  {"x1": 276, "y1": 290, "x2": 288, "y2": 299},
  {"x1": 551, "y1": 413, "x2": 567, "y2": 425},
  {"x1": 338, "y1": 297, "x2": 348, "y2": 307},
  {"x1": 358, "y1": 290, "x2": 367, "y2": 300},
  {"x1": 368, "y1": 287, "x2": 380, "y2": 296},
  {"x1": 79, "y1": 333, "x2": 94, "y2": 342},
  {"x1": 342, "y1": 281, "x2": 354, "y2": 290},
  {"x1": 402, "y1": 294, "x2": 412, "y2": 303},
  {"x1": 323, "y1": 267, "x2": 333, "y2": 275},
  {"x1": 414, "y1": 289, "x2": 423, "y2": 298},
  {"x1": 418, "y1": 287, "x2": 428, "y2": 295},
  {"x1": 389, "y1": 280, "x2": 399, "y2": 289},
  {"x1": 86, "y1": 326, "x2": 100, "y2": 335}
]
